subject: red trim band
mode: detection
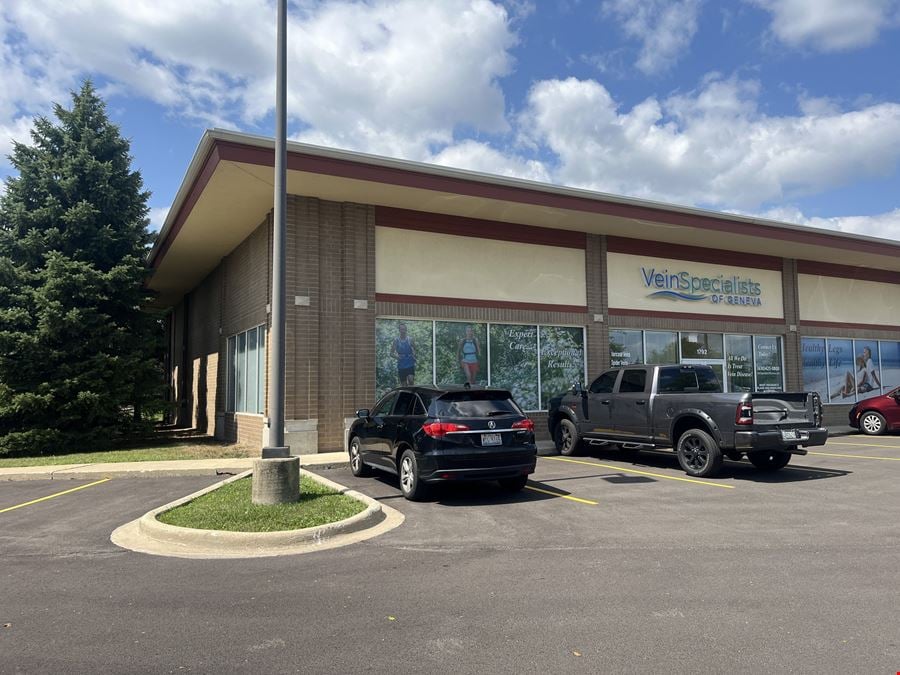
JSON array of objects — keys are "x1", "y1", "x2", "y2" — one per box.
[
  {"x1": 375, "y1": 206, "x2": 586, "y2": 250},
  {"x1": 609, "y1": 308, "x2": 786, "y2": 325},
  {"x1": 799, "y1": 320, "x2": 900, "y2": 332},
  {"x1": 376, "y1": 293, "x2": 587, "y2": 314},
  {"x1": 607, "y1": 236, "x2": 783, "y2": 271},
  {"x1": 797, "y1": 260, "x2": 900, "y2": 285}
]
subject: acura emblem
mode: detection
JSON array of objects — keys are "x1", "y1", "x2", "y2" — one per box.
[{"x1": 488, "y1": 420, "x2": 496, "y2": 429}]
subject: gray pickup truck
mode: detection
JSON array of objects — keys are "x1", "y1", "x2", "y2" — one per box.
[{"x1": 548, "y1": 364, "x2": 827, "y2": 477}]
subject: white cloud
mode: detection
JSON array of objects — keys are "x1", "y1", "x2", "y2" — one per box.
[
  {"x1": 754, "y1": 205, "x2": 900, "y2": 241},
  {"x1": 748, "y1": 0, "x2": 900, "y2": 51},
  {"x1": 428, "y1": 140, "x2": 552, "y2": 183},
  {"x1": 517, "y1": 75, "x2": 900, "y2": 211},
  {"x1": 1, "y1": 0, "x2": 517, "y2": 160},
  {"x1": 601, "y1": 0, "x2": 703, "y2": 74},
  {"x1": 148, "y1": 206, "x2": 170, "y2": 233}
]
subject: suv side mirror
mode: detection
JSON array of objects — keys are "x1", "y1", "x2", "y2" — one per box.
[
  {"x1": 573, "y1": 382, "x2": 586, "y2": 398},
  {"x1": 356, "y1": 408, "x2": 370, "y2": 419}
]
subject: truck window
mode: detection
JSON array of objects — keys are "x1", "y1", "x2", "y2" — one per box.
[
  {"x1": 658, "y1": 367, "x2": 722, "y2": 393},
  {"x1": 589, "y1": 370, "x2": 618, "y2": 394},
  {"x1": 618, "y1": 369, "x2": 647, "y2": 393}
]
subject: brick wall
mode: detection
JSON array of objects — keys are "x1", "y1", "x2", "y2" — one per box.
[
  {"x1": 186, "y1": 266, "x2": 223, "y2": 436},
  {"x1": 164, "y1": 195, "x2": 900, "y2": 452},
  {"x1": 224, "y1": 413, "x2": 266, "y2": 447},
  {"x1": 170, "y1": 215, "x2": 271, "y2": 448},
  {"x1": 286, "y1": 196, "x2": 376, "y2": 451}
]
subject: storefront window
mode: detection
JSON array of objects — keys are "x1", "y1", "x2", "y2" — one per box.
[
  {"x1": 827, "y1": 339, "x2": 855, "y2": 403},
  {"x1": 609, "y1": 329, "x2": 643, "y2": 367},
  {"x1": 754, "y1": 336, "x2": 783, "y2": 393},
  {"x1": 802, "y1": 337, "x2": 899, "y2": 404},
  {"x1": 539, "y1": 325, "x2": 586, "y2": 410},
  {"x1": 227, "y1": 325, "x2": 266, "y2": 413},
  {"x1": 881, "y1": 341, "x2": 900, "y2": 391},
  {"x1": 375, "y1": 318, "x2": 583, "y2": 410},
  {"x1": 801, "y1": 338, "x2": 827, "y2": 401},
  {"x1": 725, "y1": 335, "x2": 753, "y2": 392},
  {"x1": 489, "y1": 324, "x2": 539, "y2": 410},
  {"x1": 611, "y1": 329, "x2": 784, "y2": 392},
  {"x1": 645, "y1": 331, "x2": 678, "y2": 364},
  {"x1": 375, "y1": 318, "x2": 434, "y2": 396},
  {"x1": 435, "y1": 321, "x2": 487, "y2": 387},
  {"x1": 680, "y1": 332, "x2": 724, "y2": 359},
  {"x1": 853, "y1": 340, "x2": 881, "y2": 401}
]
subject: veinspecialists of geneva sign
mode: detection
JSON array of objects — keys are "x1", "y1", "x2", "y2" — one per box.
[{"x1": 640, "y1": 266, "x2": 764, "y2": 306}]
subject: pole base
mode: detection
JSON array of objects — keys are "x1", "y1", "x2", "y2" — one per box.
[
  {"x1": 261, "y1": 445, "x2": 290, "y2": 458},
  {"x1": 252, "y1": 456, "x2": 299, "y2": 504}
]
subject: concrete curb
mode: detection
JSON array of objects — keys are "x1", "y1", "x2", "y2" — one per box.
[{"x1": 110, "y1": 468, "x2": 404, "y2": 559}]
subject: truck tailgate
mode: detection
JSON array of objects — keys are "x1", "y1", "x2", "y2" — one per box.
[{"x1": 751, "y1": 392, "x2": 819, "y2": 427}]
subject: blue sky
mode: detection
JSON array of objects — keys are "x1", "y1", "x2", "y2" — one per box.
[{"x1": 2, "y1": 0, "x2": 899, "y2": 240}]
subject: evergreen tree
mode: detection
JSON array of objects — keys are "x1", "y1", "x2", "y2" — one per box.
[{"x1": 0, "y1": 81, "x2": 164, "y2": 456}]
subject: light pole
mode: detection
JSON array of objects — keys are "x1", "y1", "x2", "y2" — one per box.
[{"x1": 252, "y1": 0, "x2": 298, "y2": 504}]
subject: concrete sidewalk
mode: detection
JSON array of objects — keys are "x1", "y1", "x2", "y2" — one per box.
[{"x1": 0, "y1": 452, "x2": 350, "y2": 481}]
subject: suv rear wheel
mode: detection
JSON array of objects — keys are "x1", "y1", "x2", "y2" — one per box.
[{"x1": 675, "y1": 428, "x2": 723, "y2": 478}]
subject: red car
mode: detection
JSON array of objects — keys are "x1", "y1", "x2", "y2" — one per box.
[{"x1": 849, "y1": 387, "x2": 900, "y2": 435}]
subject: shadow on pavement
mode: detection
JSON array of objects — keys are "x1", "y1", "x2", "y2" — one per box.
[
  {"x1": 363, "y1": 472, "x2": 562, "y2": 506},
  {"x1": 567, "y1": 447, "x2": 852, "y2": 483}
]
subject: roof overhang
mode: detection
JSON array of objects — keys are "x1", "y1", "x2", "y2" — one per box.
[{"x1": 148, "y1": 128, "x2": 900, "y2": 307}]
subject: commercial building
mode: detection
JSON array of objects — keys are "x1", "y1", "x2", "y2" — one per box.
[{"x1": 150, "y1": 129, "x2": 900, "y2": 452}]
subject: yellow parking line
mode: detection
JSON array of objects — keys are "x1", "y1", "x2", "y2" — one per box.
[
  {"x1": 809, "y1": 451, "x2": 900, "y2": 462},
  {"x1": 542, "y1": 456, "x2": 735, "y2": 489},
  {"x1": 0, "y1": 478, "x2": 111, "y2": 514},
  {"x1": 524, "y1": 484, "x2": 598, "y2": 505},
  {"x1": 828, "y1": 441, "x2": 900, "y2": 450}
]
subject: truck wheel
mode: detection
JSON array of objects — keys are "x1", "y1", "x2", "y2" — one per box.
[
  {"x1": 676, "y1": 428, "x2": 723, "y2": 478},
  {"x1": 859, "y1": 411, "x2": 886, "y2": 436},
  {"x1": 555, "y1": 419, "x2": 582, "y2": 457},
  {"x1": 747, "y1": 450, "x2": 791, "y2": 471}
]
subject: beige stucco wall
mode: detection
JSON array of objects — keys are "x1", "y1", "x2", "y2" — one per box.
[
  {"x1": 798, "y1": 274, "x2": 900, "y2": 325},
  {"x1": 375, "y1": 227, "x2": 587, "y2": 306},
  {"x1": 607, "y1": 252, "x2": 784, "y2": 320}
]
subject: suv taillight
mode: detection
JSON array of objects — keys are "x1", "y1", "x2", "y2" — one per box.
[
  {"x1": 422, "y1": 421, "x2": 470, "y2": 438},
  {"x1": 735, "y1": 402, "x2": 753, "y2": 426},
  {"x1": 511, "y1": 419, "x2": 534, "y2": 432}
]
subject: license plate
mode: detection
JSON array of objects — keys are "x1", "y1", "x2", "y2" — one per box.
[
  {"x1": 481, "y1": 433, "x2": 502, "y2": 446},
  {"x1": 780, "y1": 429, "x2": 799, "y2": 441}
]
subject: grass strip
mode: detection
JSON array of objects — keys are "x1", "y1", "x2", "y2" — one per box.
[
  {"x1": 157, "y1": 475, "x2": 367, "y2": 532},
  {"x1": 0, "y1": 444, "x2": 254, "y2": 467}
]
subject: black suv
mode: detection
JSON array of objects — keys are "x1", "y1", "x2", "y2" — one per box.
[{"x1": 348, "y1": 386, "x2": 537, "y2": 500}]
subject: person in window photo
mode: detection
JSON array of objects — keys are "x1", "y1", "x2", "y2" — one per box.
[
  {"x1": 391, "y1": 322, "x2": 417, "y2": 385},
  {"x1": 457, "y1": 324, "x2": 481, "y2": 384},
  {"x1": 863, "y1": 346, "x2": 881, "y2": 391}
]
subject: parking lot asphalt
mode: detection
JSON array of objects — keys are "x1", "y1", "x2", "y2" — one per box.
[{"x1": 2, "y1": 436, "x2": 899, "y2": 674}]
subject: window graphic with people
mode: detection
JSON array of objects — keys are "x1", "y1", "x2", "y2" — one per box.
[
  {"x1": 833, "y1": 345, "x2": 882, "y2": 399},
  {"x1": 435, "y1": 321, "x2": 487, "y2": 387},
  {"x1": 391, "y1": 322, "x2": 417, "y2": 385},
  {"x1": 457, "y1": 325, "x2": 481, "y2": 384},
  {"x1": 375, "y1": 319, "x2": 433, "y2": 396}
]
